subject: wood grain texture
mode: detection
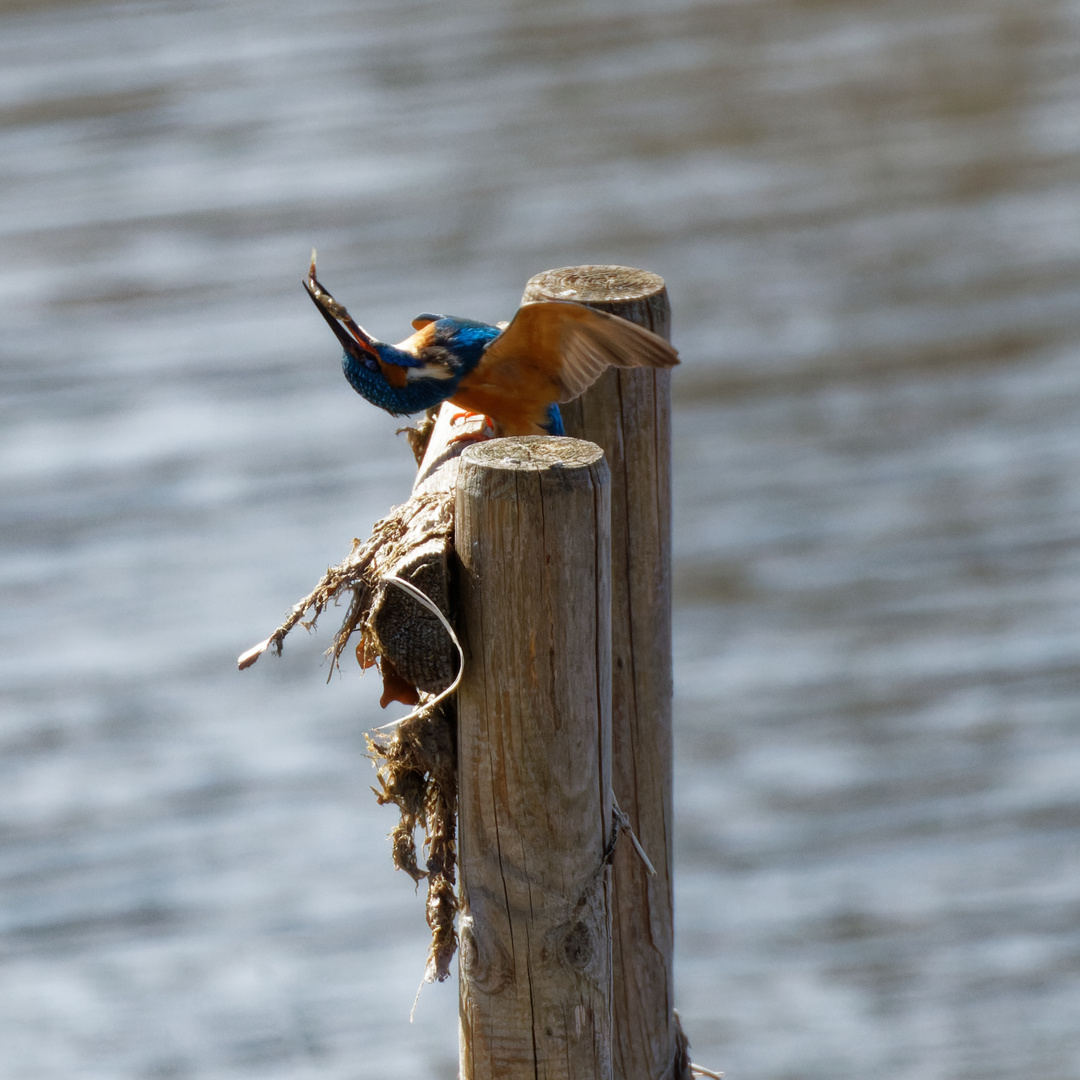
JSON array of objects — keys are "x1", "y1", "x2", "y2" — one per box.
[
  {"x1": 522, "y1": 267, "x2": 679, "y2": 1080},
  {"x1": 455, "y1": 436, "x2": 613, "y2": 1080}
]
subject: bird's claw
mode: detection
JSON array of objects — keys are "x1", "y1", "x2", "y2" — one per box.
[
  {"x1": 450, "y1": 409, "x2": 486, "y2": 426},
  {"x1": 447, "y1": 410, "x2": 495, "y2": 444}
]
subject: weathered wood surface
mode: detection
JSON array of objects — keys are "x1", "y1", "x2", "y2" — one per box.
[
  {"x1": 455, "y1": 437, "x2": 613, "y2": 1080},
  {"x1": 522, "y1": 267, "x2": 680, "y2": 1080},
  {"x1": 365, "y1": 404, "x2": 486, "y2": 693}
]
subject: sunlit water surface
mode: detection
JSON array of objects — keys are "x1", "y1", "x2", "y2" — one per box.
[{"x1": 3, "y1": 0, "x2": 1080, "y2": 1077}]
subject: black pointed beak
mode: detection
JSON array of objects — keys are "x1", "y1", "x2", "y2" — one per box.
[{"x1": 303, "y1": 253, "x2": 378, "y2": 362}]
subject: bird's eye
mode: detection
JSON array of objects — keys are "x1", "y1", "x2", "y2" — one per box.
[{"x1": 363, "y1": 356, "x2": 380, "y2": 373}]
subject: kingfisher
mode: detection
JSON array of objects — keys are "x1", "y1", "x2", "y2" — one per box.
[{"x1": 303, "y1": 253, "x2": 678, "y2": 436}]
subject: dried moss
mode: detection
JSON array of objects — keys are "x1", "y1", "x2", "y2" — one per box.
[
  {"x1": 240, "y1": 483, "x2": 458, "y2": 978},
  {"x1": 367, "y1": 700, "x2": 458, "y2": 983}
]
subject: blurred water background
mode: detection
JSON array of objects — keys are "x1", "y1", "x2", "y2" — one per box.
[{"x1": 3, "y1": 0, "x2": 1080, "y2": 1077}]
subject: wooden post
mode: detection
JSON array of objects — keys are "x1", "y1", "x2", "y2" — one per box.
[
  {"x1": 455, "y1": 436, "x2": 613, "y2": 1080},
  {"x1": 522, "y1": 267, "x2": 680, "y2": 1080}
]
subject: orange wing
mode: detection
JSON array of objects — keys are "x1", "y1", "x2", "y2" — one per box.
[{"x1": 454, "y1": 301, "x2": 678, "y2": 433}]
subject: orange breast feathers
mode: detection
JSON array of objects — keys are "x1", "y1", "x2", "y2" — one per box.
[{"x1": 448, "y1": 301, "x2": 678, "y2": 436}]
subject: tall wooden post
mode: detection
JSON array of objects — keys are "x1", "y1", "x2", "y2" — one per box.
[
  {"x1": 455, "y1": 437, "x2": 614, "y2": 1080},
  {"x1": 522, "y1": 267, "x2": 679, "y2": 1080}
]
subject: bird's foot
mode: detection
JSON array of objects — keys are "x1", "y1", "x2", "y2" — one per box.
[
  {"x1": 450, "y1": 409, "x2": 487, "y2": 426},
  {"x1": 447, "y1": 410, "x2": 495, "y2": 444}
]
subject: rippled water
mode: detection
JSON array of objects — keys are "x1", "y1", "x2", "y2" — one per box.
[{"x1": 3, "y1": 0, "x2": 1080, "y2": 1077}]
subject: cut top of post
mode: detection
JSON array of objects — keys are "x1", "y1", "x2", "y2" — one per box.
[
  {"x1": 522, "y1": 265, "x2": 671, "y2": 343},
  {"x1": 461, "y1": 435, "x2": 605, "y2": 476},
  {"x1": 525, "y1": 265, "x2": 667, "y2": 305}
]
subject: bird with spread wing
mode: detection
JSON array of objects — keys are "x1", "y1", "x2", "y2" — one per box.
[{"x1": 303, "y1": 254, "x2": 678, "y2": 436}]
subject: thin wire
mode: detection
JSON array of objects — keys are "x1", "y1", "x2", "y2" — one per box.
[{"x1": 611, "y1": 792, "x2": 657, "y2": 877}]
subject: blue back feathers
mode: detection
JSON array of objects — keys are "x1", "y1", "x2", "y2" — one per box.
[
  {"x1": 429, "y1": 318, "x2": 499, "y2": 370},
  {"x1": 542, "y1": 403, "x2": 564, "y2": 435}
]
